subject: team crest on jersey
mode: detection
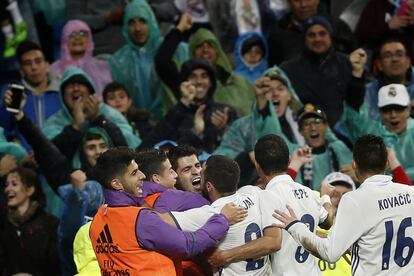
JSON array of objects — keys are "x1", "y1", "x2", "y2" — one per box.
[
  {"x1": 388, "y1": 86, "x2": 397, "y2": 97},
  {"x1": 95, "y1": 224, "x2": 120, "y2": 254}
]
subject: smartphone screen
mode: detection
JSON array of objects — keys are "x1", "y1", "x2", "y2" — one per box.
[{"x1": 6, "y1": 84, "x2": 25, "y2": 114}]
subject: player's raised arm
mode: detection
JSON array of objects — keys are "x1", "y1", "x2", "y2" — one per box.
[{"x1": 273, "y1": 194, "x2": 364, "y2": 263}]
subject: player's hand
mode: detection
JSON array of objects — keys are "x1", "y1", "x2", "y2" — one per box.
[
  {"x1": 180, "y1": 81, "x2": 196, "y2": 107},
  {"x1": 272, "y1": 205, "x2": 298, "y2": 229},
  {"x1": 208, "y1": 248, "x2": 229, "y2": 268},
  {"x1": 193, "y1": 104, "x2": 206, "y2": 136},
  {"x1": 210, "y1": 107, "x2": 229, "y2": 131},
  {"x1": 71, "y1": 97, "x2": 85, "y2": 131},
  {"x1": 221, "y1": 203, "x2": 248, "y2": 225},
  {"x1": 71, "y1": 170, "x2": 87, "y2": 190},
  {"x1": 177, "y1": 13, "x2": 193, "y2": 32},
  {"x1": 289, "y1": 147, "x2": 315, "y2": 172},
  {"x1": 349, "y1": 48, "x2": 367, "y2": 78},
  {"x1": 84, "y1": 95, "x2": 100, "y2": 121}
]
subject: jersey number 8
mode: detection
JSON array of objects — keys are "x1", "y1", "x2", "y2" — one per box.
[
  {"x1": 295, "y1": 214, "x2": 316, "y2": 263},
  {"x1": 244, "y1": 223, "x2": 265, "y2": 271}
]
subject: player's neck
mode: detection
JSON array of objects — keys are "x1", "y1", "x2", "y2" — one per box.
[
  {"x1": 211, "y1": 191, "x2": 235, "y2": 202},
  {"x1": 263, "y1": 172, "x2": 288, "y2": 187},
  {"x1": 356, "y1": 171, "x2": 383, "y2": 184}
]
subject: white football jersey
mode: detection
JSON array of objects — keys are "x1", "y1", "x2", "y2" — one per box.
[
  {"x1": 264, "y1": 175, "x2": 328, "y2": 276},
  {"x1": 171, "y1": 187, "x2": 272, "y2": 276},
  {"x1": 287, "y1": 175, "x2": 414, "y2": 276}
]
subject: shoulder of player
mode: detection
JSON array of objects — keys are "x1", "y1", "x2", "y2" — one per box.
[{"x1": 238, "y1": 185, "x2": 262, "y2": 194}]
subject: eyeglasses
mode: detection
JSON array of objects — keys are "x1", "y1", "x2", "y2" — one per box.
[
  {"x1": 69, "y1": 31, "x2": 88, "y2": 38},
  {"x1": 21, "y1": 57, "x2": 45, "y2": 67},
  {"x1": 380, "y1": 105, "x2": 408, "y2": 114},
  {"x1": 380, "y1": 50, "x2": 406, "y2": 60},
  {"x1": 301, "y1": 118, "x2": 324, "y2": 129}
]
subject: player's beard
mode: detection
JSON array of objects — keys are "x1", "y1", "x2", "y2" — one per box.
[{"x1": 201, "y1": 184, "x2": 211, "y2": 201}]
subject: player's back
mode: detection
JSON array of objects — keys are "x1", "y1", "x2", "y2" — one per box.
[
  {"x1": 346, "y1": 176, "x2": 414, "y2": 276},
  {"x1": 266, "y1": 175, "x2": 325, "y2": 276},
  {"x1": 171, "y1": 188, "x2": 271, "y2": 275}
]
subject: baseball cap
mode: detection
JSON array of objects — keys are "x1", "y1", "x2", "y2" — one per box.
[
  {"x1": 297, "y1": 103, "x2": 327, "y2": 126},
  {"x1": 322, "y1": 172, "x2": 356, "y2": 190},
  {"x1": 378, "y1": 84, "x2": 410, "y2": 108}
]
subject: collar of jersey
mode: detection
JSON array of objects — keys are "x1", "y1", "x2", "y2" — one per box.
[
  {"x1": 266, "y1": 174, "x2": 295, "y2": 191},
  {"x1": 211, "y1": 192, "x2": 241, "y2": 208},
  {"x1": 359, "y1": 174, "x2": 392, "y2": 188}
]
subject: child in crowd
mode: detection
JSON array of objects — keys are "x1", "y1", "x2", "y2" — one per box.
[{"x1": 103, "y1": 81, "x2": 154, "y2": 139}]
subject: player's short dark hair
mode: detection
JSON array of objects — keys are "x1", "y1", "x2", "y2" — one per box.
[
  {"x1": 94, "y1": 147, "x2": 136, "y2": 189},
  {"x1": 353, "y1": 135, "x2": 387, "y2": 174},
  {"x1": 17, "y1": 41, "x2": 44, "y2": 63},
  {"x1": 204, "y1": 155, "x2": 240, "y2": 194},
  {"x1": 254, "y1": 134, "x2": 289, "y2": 175},
  {"x1": 135, "y1": 148, "x2": 168, "y2": 180},
  {"x1": 168, "y1": 145, "x2": 198, "y2": 171},
  {"x1": 102, "y1": 81, "x2": 130, "y2": 102}
]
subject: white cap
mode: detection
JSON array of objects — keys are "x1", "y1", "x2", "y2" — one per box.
[
  {"x1": 378, "y1": 84, "x2": 410, "y2": 108},
  {"x1": 322, "y1": 172, "x2": 355, "y2": 190}
]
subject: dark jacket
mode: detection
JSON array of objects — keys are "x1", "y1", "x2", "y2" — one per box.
[
  {"x1": 281, "y1": 49, "x2": 360, "y2": 126},
  {"x1": 267, "y1": 14, "x2": 356, "y2": 66},
  {"x1": 139, "y1": 100, "x2": 237, "y2": 153},
  {"x1": 0, "y1": 204, "x2": 60, "y2": 276}
]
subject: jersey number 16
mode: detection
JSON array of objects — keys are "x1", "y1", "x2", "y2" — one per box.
[{"x1": 381, "y1": 217, "x2": 414, "y2": 270}]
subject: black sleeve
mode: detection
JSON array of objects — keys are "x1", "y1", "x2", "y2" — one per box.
[
  {"x1": 267, "y1": 28, "x2": 284, "y2": 66},
  {"x1": 138, "y1": 102, "x2": 190, "y2": 149},
  {"x1": 345, "y1": 74, "x2": 367, "y2": 111},
  {"x1": 17, "y1": 116, "x2": 71, "y2": 191},
  {"x1": 90, "y1": 115, "x2": 127, "y2": 147},
  {"x1": 154, "y1": 28, "x2": 186, "y2": 99},
  {"x1": 331, "y1": 17, "x2": 358, "y2": 53},
  {"x1": 51, "y1": 125, "x2": 83, "y2": 161}
]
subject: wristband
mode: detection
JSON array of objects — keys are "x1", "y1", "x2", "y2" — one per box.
[{"x1": 320, "y1": 194, "x2": 331, "y2": 206}]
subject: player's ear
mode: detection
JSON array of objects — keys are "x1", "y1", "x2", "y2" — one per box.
[
  {"x1": 254, "y1": 160, "x2": 264, "y2": 177},
  {"x1": 151, "y1": 174, "x2": 161, "y2": 184},
  {"x1": 206, "y1": 181, "x2": 214, "y2": 193},
  {"x1": 110, "y1": 178, "x2": 124, "y2": 191},
  {"x1": 351, "y1": 160, "x2": 356, "y2": 171}
]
